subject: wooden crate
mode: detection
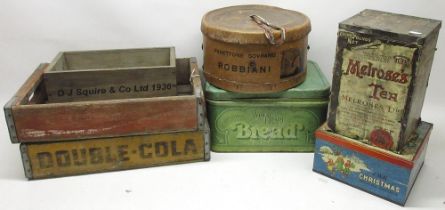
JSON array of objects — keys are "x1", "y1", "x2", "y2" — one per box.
[
  {"x1": 327, "y1": 10, "x2": 441, "y2": 151},
  {"x1": 44, "y1": 47, "x2": 177, "y2": 102},
  {"x1": 20, "y1": 125, "x2": 210, "y2": 179},
  {"x1": 313, "y1": 121, "x2": 432, "y2": 206},
  {"x1": 4, "y1": 58, "x2": 206, "y2": 143}
]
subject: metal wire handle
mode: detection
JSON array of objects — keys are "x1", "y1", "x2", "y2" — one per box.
[{"x1": 250, "y1": 14, "x2": 286, "y2": 45}]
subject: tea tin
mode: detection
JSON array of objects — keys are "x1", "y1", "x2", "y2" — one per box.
[{"x1": 328, "y1": 10, "x2": 441, "y2": 151}]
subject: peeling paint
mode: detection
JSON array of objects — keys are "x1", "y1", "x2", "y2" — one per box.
[
  {"x1": 22, "y1": 129, "x2": 46, "y2": 138},
  {"x1": 23, "y1": 126, "x2": 116, "y2": 138}
]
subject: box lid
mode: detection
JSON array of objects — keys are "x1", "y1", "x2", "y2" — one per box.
[
  {"x1": 201, "y1": 5, "x2": 311, "y2": 45},
  {"x1": 205, "y1": 60, "x2": 330, "y2": 100},
  {"x1": 340, "y1": 9, "x2": 441, "y2": 44}
]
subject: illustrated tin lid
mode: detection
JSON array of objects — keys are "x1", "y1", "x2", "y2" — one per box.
[
  {"x1": 340, "y1": 9, "x2": 441, "y2": 44},
  {"x1": 201, "y1": 5, "x2": 311, "y2": 44},
  {"x1": 205, "y1": 61, "x2": 330, "y2": 100}
]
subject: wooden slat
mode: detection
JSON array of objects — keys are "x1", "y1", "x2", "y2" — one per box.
[
  {"x1": 45, "y1": 67, "x2": 177, "y2": 102},
  {"x1": 44, "y1": 47, "x2": 177, "y2": 102},
  {"x1": 13, "y1": 96, "x2": 197, "y2": 142},
  {"x1": 4, "y1": 64, "x2": 48, "y2": 143},
  {"x1": 21, "y1": 130, "x2": 206, "y2": 179},
  {"x1": 12, "y1": 64, "x2": 48, "y2": 106},
  {"x1": 189, "y1": 58, "x2": 206, "y2": 130}
]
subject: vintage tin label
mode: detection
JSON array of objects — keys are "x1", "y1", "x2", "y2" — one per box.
[
  {"x1": 203, "y1": 38, "x2": 307, "y2": 93},
  {"x1": 334, "y1": 30, "x2": 416, "y2": 150},
  {"x1": 206, "y1": 41, "x2": 304, "y2": 79},
  {"x1": 22, "y1": 131, "x2": 205, "y2": 179},
  {"x1": 210, "y1": 105, "x2": 326, "y2": 152}
]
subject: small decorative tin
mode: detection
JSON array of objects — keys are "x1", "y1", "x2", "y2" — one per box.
[
  {"x1": 328, "y1": 10, "x2": 441, "y2": 151},
  {"x1": 201, "y1": 5, "x2": 311, "y2": 93},
  {"x1": 313, "y1": 121, "x2": 432, "y2": 206},
  {"x1": 4, "y1": 57, "x2": 205, "y2": 143},
  {"x1": 44, "y1": 47, "x2": 177, "y2": 103},
  {"x1": 20, "y1": 125, "x2": 210, "y2": 179},
  {"x1": 206, "y1": 61, "x2": 329, "y2": 152}
]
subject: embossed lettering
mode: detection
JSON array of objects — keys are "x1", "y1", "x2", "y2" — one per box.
[{"x1": 234, "y1": 123, "x2": 305, "y2": 140}]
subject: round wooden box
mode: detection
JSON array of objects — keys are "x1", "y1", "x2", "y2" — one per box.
[{"x1": 201, "y1": 5, "x2": 311, "y2": 93}]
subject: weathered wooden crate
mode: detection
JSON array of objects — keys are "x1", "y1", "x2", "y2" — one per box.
[
  {"x1": 206, "y1": 61, "x2": 329, "y2": 152},
  {"x1": 313, "y1": 121, "x2": 432, "y2": 206},
  {"x1": 4, "y1": 57, "x2": 205, "y2": 143},
  {"x1": 20, "y1": 124, "x2": 210, "y2": 179},
  {"x1": 327, "y1": 10, "x2": 441, "y2": 151},
  {"x1": 44, "y1": 47, "x2": 177, "y2": 102}
]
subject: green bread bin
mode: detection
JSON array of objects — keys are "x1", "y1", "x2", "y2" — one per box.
[{"x1": 205, "y1": 61, "x2": 330, "y2": 152}]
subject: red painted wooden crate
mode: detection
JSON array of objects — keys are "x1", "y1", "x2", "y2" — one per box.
[{"x1": 4, "y1": 58, "x2": 205, "y2": 143}]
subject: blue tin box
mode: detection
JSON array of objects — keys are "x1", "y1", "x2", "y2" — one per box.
[{"x1": 312, "y1": 121, "x2": 432, "y2": 205}]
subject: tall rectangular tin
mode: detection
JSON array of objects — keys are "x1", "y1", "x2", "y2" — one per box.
[
  {"x1": 328, "y1": 10, "x2": 441, "y2": 151},
  {"x1": 205, "y1": 61, "x2": 330, "y2": 152},
  {"x1": 20, "y1": 123, "x2": 210, "y2": 179},
  {"x1": 4, "y1": 58, "x2": 206, "y2": 143},
  {"x1": 312, "y1": 121, "x2": 432, "y2": 206}
]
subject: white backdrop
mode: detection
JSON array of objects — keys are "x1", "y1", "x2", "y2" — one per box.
[{"x1": 0, "y1": 0, "x2": 444, "y2": 210}]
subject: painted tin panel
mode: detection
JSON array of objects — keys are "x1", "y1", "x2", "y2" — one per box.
[
  {"x1": 21, "y1": 129, "x2": 209, "y2": 179},
  {"x1": 328, "y1": 10, "x2": 441, "y2": 151},
  {"x1": 313, "y1": 121, "x2": 432, "y2": 205},
  {"x1": 209, "y1": 102, "x2": 327, "y2": 152},
  {"x1": 206, "y1": 61, "x2": 329, "y2": 152}
]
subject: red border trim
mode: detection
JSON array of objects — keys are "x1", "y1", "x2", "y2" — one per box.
[{"x1": 315, "y1": 126, "x2": 432, "y2": 169}]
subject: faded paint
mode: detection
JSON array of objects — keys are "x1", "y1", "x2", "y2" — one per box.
[
  {"x1": 334, "y1": 31, "x2": 416, "y2": 151},
  {"x1": 22, "y1": 130, "x2": 207, "y2": 179},
  {"x1": 8, "y1": 58, "x2": 203, "y2": 143}
]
